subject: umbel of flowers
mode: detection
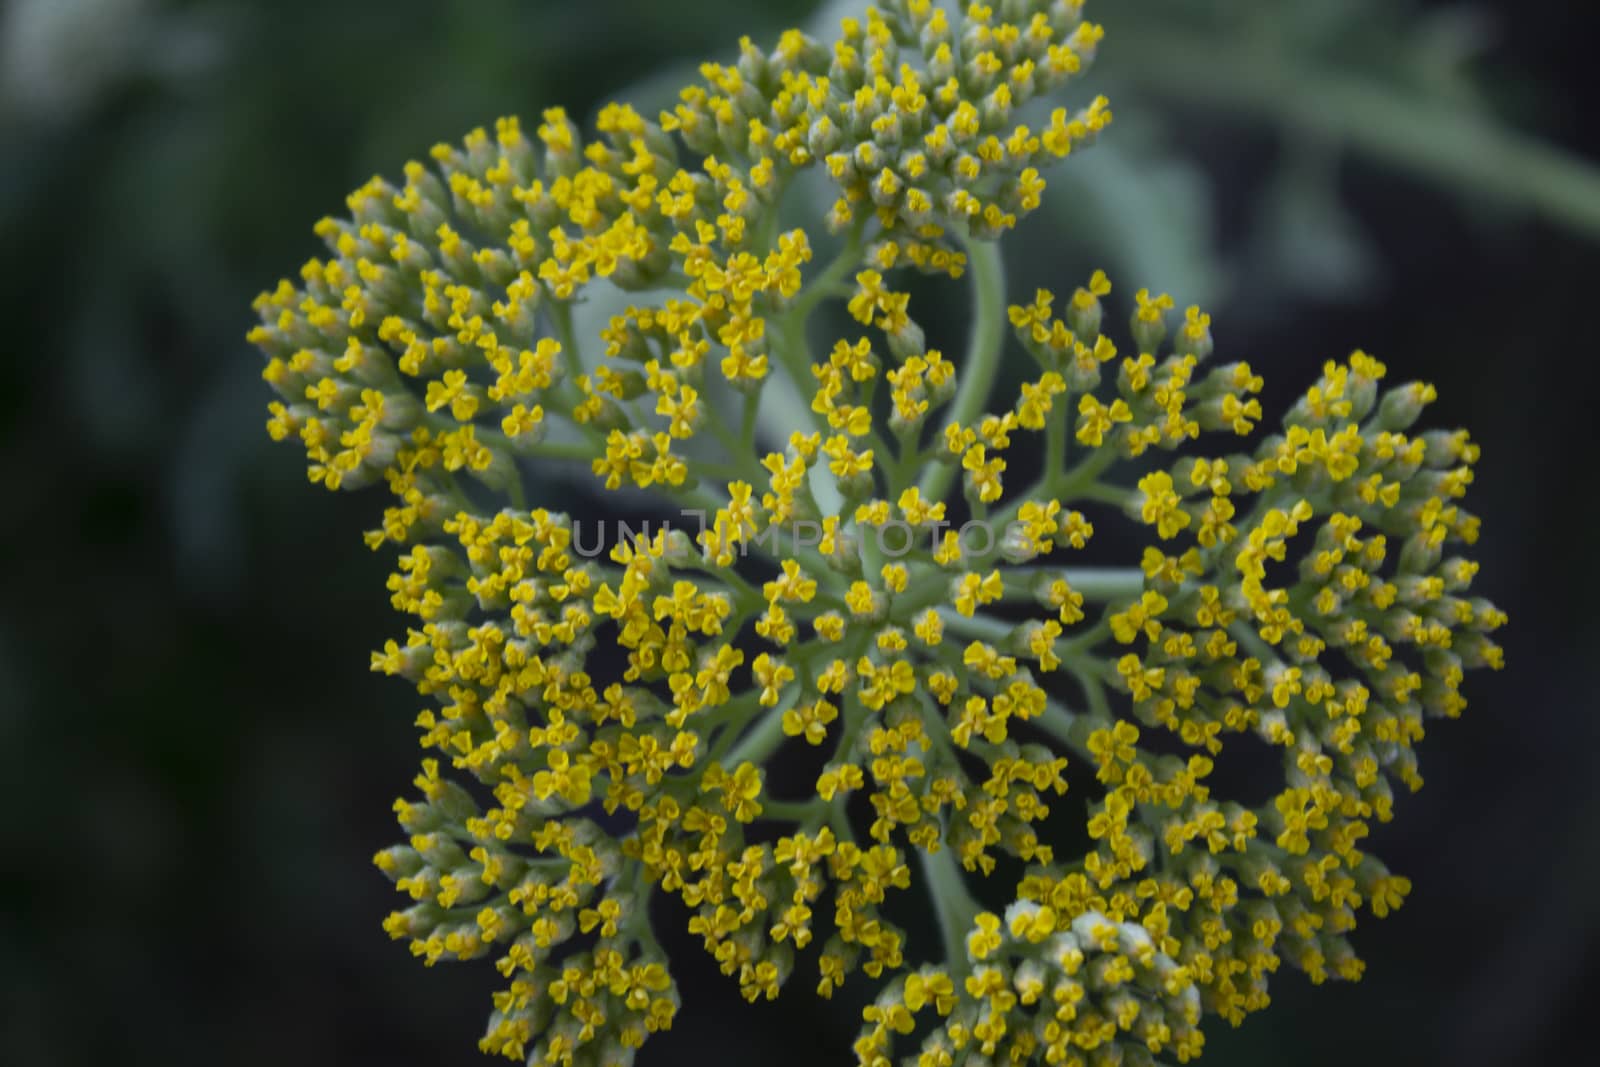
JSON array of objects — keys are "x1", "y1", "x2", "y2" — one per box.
[{"x1": 248, "y1": 1, "x2": 1505, "y2": 1064}]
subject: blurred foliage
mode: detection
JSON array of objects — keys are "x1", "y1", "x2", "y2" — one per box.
[
  {"x1": 2, "y1": 1, "x2": 1597, "y2": 1065},
  {"x1": 1078, "y1": 0, "x2": 1600, "y2": 301}
]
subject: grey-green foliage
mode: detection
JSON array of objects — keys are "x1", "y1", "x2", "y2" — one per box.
[
  {"x1": 5, "y1": 0, "x2": 1595, "y2": 587},
  {"x1": 0, "y1": 0, "x2": 818, "y2": 590},
  {"x1": 1084, "y1": 0, "x2": 1600, "y2": 301},
  {"x1": 626, "y1": 0, "x2": 1596, "y2": 313}
]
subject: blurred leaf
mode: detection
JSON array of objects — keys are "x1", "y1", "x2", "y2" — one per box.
[
  {"x1": 1250, "y1": 143, "x2": 1381, "y2": 302},
  {"x1": 1098, "y1": 1, "x2": 1600, "y2": 241},
  {"x1": 1046, "y1": 128, "x2": 1225, "y2": 308}
]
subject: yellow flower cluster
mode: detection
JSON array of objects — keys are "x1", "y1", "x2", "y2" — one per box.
[{"x1": 250, "y1": 2, "x2": 1503, "y2": 1065}]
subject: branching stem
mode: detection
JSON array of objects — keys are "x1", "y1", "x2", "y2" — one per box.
[{"x1": 919, "y1": 238, "x2": 1007, "y2": 504}]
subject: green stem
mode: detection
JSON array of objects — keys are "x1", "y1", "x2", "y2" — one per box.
[
  {"x1": 959, "y1": 442, "x2": 1119, "y2": 572},
  {"x1": 721, "y1": 701, "x2": 791, "y2": 768},
  {"x1": 1036, "y1": 698, "x2": 1097, "y2": 760},
  {"x1": 739, "y1": 390, "x2": 759, "y2": 450},
  {"x1": 999, "y1": 565, "x2": 1146, "y2": 603},
  {"x1": 828, "y1": 793, "x2": 854, "y2": 842},
  {"x1": 522, "y1": 440, "x2": 605, "y2": 462},
  {"x1": 1069, "y1": 662, "x2": 1114, "y2": 721},
  {"x1": 888, "y1": 426, "x2": 922, "y2": 498},
  {"x1": 1230, "y1": 620, "x2": 1282, "y2": 665},
  {"x1": 702, "y1": 403, "x2": 763, "y2": 481},
  {"x1": 772, "y1": 324, "x2": 821, "y2": 420},
  {"x1": 762, "y1": 797, "x2": 826, "y2": 821},
  {"x1": 1062, "y1": 616, "x2": 1111, "y2": 654},
  {"x1": 1044, "y1": 386, "x2": 1069, "y2": 486},
  {"x1": 772, "y1": 238, "x2": 863, "y2": 406},
  {"x1": 1074, "y1": 481, "x2": 1128, "y2": 508},
  {"x1": 1051, "y1": 445, "x2": 1119, "y2": 501},
  {"x1": 938, "y1": 608, "x2": 1014, "y2": 645},
  {"x1": 764, "y1": 220, "x2": 869, "y2": 514},
  {"x1": 919, "y1": 238, "x2": 1007, "y2": 505},
  {"x1": 787, "y1": 217, "x2": 868, "y2": 325},
  {"x1": 549, "y1": 300, "x2": 585, "y2": 383},
  {"x1": 919, "y1": 842, "x2": 981, "y2": 977}
]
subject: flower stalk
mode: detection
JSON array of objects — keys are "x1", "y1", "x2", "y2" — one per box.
[
  {"x1": 919, "y1": 237, "x2": 1008, "y2": 504},
  {"x1": 920, "y1": 842, "x2": 982, "y2": 979}
]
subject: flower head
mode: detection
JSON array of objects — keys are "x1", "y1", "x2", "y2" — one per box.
[{"x1": 251, "y1": 2, "x2": 1502, "y2": 1064}]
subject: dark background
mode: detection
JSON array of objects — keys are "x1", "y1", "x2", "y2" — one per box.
[{"x1": 2, "y1": 1, "x2": 1597, "y2": 1063}]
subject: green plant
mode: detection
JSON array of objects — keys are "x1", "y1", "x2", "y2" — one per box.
[{"x1": 248, "y1": 2, "x2": 1504, "y2": 1063}]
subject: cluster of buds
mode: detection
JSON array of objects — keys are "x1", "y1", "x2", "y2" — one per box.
[{"x1": 249, "y1": 1, "x2": 1503, "y2": 1065}]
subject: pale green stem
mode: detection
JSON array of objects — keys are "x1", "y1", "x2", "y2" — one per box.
[
  {"x1": 519, "y1": 440, "x2": 604, "y2": 463},
  {"x1": 1230, "y1": 620, "x2": 1282, "y2": 667},
  {"x1": 766, "y1": 222, "x2": 868, "y2": 516},
  {"x1": 938, "y1": 606, "x2": 1116, "y2": 676},
  {"x1": 919, "y1": 238, "x2": 1007, "y2": 504},
  {"x1": 1051, "y1": 445, "x2": 1120, "y2": 501},
  {"x1": 762, "y1": 797, "x2": 826, "y2": 821},
  {"x1": 1044, "y1": 385, "x2": 1070, "y2": 486},
  {"x1": 721, "y1": 698, "x2": 793, "y2": 768},
  {"x1": 828, "y1": 793, "x2": 854, "y2": 842},
  {"x1": 937, "y1": 607, "x2": 1013, "y2": 645},
  {"x1": 962, "y1": 445, "x2": 1121, "y2": 571},
  {"x1": 1036, "y1": 697, "x2": 1097, "y2": 760},
  {"x1": 1078, "y1": 481, "x2": 1133, "y2": 508},
  {"x1": 787, "y1": 217, "x2": 868, "y2": 325},
  {"x1": 701, "y1": 404, "x2": 767, "y2": 484},
  {"x1": 920, "y1": 842, "x2": 981, "y2": 977},
  {"x1": 772, "y1": 237, "x2": 863, "y2": 412},
  {"x1": 888, "y1": 426, "x2": 922, "y2": 498},
  {"x1": 549, "y1": 300, "x2": 585, "y2": 382},
  {"x1": 739, "y1": 390, "x2": 759, "y2": 450},
  {"x1": 997, "y1": 565, "x2": 1146, "y2": 603},
  {"x1": 1069, "y1": 661, "x2": 1115, "y2": 721}
]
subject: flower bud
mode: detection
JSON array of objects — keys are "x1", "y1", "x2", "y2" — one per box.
[
  {"x1": 1373, "y1": 381, "x2": 1437, "y2": 431},
  {"x1": 808, "y1": 115, "x2": 843, "y2": 159},
  {"x1": 1397, "y1": 530, "x2": 1441, "y2": 575}
]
